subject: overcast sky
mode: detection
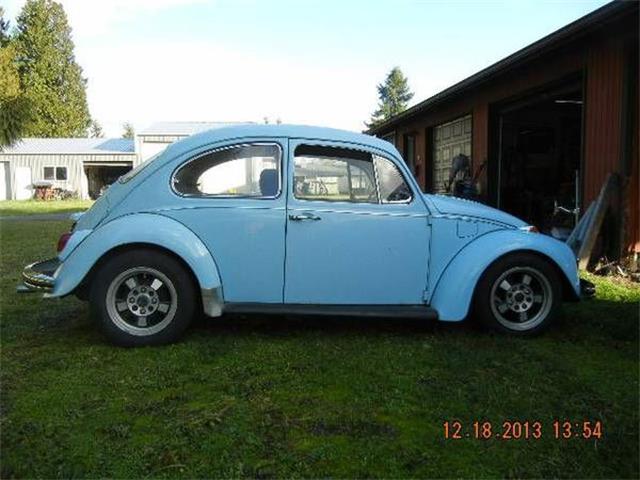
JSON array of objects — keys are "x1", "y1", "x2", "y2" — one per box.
[{"x1": 3, "y1": 0, "x2": 609, "y2": 137}]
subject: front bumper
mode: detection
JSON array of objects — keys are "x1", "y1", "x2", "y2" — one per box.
[{"x1": 16, "y1": 258, "x2": 60, "y2": 293}]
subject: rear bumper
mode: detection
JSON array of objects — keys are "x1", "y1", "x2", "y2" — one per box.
[
  {"x1": 580, "y1": 278, "x2": 596, "y2": 299},
  {"x1": 16, "y1": 258, "x2": 60, "y2": 293}
]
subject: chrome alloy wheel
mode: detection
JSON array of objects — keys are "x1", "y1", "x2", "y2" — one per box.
[
  {"x1": 490, "y1": 266, "x2": 553, "y2": 331},
  {"x1": 105, "y1": 267, "x2": 178, "y2": 336}
]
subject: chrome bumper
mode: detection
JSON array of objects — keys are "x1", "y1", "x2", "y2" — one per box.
[{"x1": 16, "y1": 258, "x2": 60, "y2": 293}]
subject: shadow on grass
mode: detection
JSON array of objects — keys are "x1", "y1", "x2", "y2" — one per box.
[
  {"x1": 560, "y1": 298, "x2": 640, "y2": 343},
  {"x1": 190, "y1": 311, "x2": 472, "y2": 339},
  {"x1": 12, "y1": 295, "x2": 636, "y2": 349},
  {"x1": 183, "y1": 297, "x2": 639, "y2": 344}
]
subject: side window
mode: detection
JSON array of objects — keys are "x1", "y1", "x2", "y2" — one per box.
[
  {"x1": 173, "y1": 143, "x2": 281, "y2": 197},
  {"x1": 374, "y1": 155, "x2": 413, "y2": 203},
  {"x1": 293, "y1": 145, "x2": 378, "y2": 203},
  {"x1": 43, "y1": 166, "x2": 68, "y2": 181},
  {"x1": 56, "y1": 166, "x2": 68, "y2": 181}
]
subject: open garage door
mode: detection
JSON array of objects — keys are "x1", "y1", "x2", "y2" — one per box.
[
  {"x1": 84, "y1": 163, "x2": 132, "y2": 199},
  {"x1": 497, "y1": 82, "x2": 582, "y2": 236},
  {"x1": 432, "y1": 115, "x2": 472, "y2": 193}
]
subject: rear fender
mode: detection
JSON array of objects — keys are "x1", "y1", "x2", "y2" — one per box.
[
  {"x1": 52, "y1": 213, "x2": 222, "y2": 302},
  {"x1": 430, "y1": 230, "x2": 580, "y2": 321}
]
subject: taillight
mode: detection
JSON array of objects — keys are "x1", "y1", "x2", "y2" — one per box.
[{"x1": 57, "y1": 232, "x2": 72, "y2": 253}]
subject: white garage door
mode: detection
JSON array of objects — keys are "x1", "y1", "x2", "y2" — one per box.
[
  {"x1": 432, "y1": 115, "x2": 472, "y2": 193},
  {"x1": 15, "y1": 166, "x2": 32, "y2": 200}
]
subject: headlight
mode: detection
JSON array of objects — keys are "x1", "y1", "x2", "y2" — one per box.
[{"x1": 519, "y1": 225, "x2": 539, "y2": 233}]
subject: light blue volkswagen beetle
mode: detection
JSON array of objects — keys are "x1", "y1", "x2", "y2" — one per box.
[{"x1": 19, "y1": 125, "x2": 590, "y2": 346}]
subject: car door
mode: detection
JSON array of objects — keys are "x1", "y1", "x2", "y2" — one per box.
[
  {"x1": 164, "y1": 140, "x2": 286, "y2": 303},
  {"x1": 284, "y1": 140, "x2": 431, "y2": 305}
]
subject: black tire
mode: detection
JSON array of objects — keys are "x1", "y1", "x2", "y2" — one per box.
[
  {"x1": 473, "y1": 252, "x2": 562, "y2": 336},
  {"x1": 90, "y1": 249, "x2": 197, "y2": 347}
]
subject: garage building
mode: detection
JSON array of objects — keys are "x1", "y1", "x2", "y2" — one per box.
[{"x1": 368, "y1": 1, "x2": 638, "y2": 263}]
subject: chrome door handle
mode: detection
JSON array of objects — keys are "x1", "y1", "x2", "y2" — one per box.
[{"x1": 289, "y1": 213, "x2": 321, "y2": 221}]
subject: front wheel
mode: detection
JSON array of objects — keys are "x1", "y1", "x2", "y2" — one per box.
[
  {"x1": 473, "y1": 253, "x2": 562, "y2": 335},
  {"x1": 90, "y1": 249, "x2": 197, "y2": 346}
]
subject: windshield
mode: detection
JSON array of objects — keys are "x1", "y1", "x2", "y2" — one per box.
[{"x1": 119, "y1": 152, "x2": 162, "y2": 183}]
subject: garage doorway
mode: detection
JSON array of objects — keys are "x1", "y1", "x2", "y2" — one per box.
[
  {"x1": 496, "y1": 83, "x2": 583, "y2": 236},
  {"x1": 84, "y1": 164, "x2": 132, "y2": 199}
]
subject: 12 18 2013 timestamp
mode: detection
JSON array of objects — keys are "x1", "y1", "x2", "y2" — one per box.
[{"x1": 443, "y1": 420, "x2": 603, "y2": 440}]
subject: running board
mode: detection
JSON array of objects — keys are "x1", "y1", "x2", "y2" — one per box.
[{"x1": 223, "y1": 303, "x2": 439, "y2": 320}]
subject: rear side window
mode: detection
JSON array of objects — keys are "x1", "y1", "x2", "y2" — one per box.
[{"x1": 173, "y1": 143, "x2": 281, "y2": 197}]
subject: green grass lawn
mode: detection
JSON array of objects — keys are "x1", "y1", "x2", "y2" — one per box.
[
  {"x1": 0, "y1": 199, "x2": 94, "y2": 217},
  {"x1": 1, "y1": 217, "x2": 638, "y2": 478}
]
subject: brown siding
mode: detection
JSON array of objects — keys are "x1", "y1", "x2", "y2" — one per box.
[
  {"x1": 583, "y1": 38, "x2": 625, "y2": 204},
  {"x1": 582, "y1": 28, "x2": 639, "y2": 253},
  {"x1": 624, "y1": 41, "x2": 639, "y2": 254},
  {"x1": 629, "y1": 115, "x2": 639, "y2": 253}
]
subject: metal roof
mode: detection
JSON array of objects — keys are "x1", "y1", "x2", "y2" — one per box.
[
  {"x1": 1, "y1": 138, "x2": 135, "y2": 155},
  {"x1": 368, "y1": 0, "x2": 636, "y2": 134},
  {"x1": 138, "y1": 121, "x2": 255, "y2": 136}
]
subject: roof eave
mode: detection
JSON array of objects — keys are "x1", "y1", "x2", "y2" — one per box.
[{"x1": 367, "y1": 0, "x2": 635, "y2": 135}]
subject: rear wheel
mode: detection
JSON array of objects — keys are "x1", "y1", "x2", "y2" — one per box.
[
  {"x1": 90, "y1": 249, "x2": 196, "y2": 346},
  {"x1": 473, "y1": 253, "x2": 561, "y2": 335}
]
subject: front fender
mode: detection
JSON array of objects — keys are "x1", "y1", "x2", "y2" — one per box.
[
  {"x1": 51, "y1": 213, "x2": 222, "y2": 298},
  {"x1": 430, "y1": 230, "x2": 580, "y2": 321}
]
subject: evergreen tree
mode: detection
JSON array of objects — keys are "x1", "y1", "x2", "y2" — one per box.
[
  {"x1": 88, "y1": 119, "x2": 103, "y2": 138},
  {"x1": 12, "y1": 0, "x2": 91, "y2": 137},
  {"x1": 122, "y1": 122, "x2": 135, "y2": 139},
  {"x1": 368, "y1": 67, "x2": 414, "y2": 128},
  {"x1": 0, "y1": 42, "x2": 31, "y2": 148}
]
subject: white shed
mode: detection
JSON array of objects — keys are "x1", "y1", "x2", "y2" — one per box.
[{"x1": 0, "y1": 138, "x2": 136, "y2": 200}]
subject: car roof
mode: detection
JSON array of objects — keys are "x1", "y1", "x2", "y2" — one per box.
[{"x1": 162, "y1": 123, "x2": 401, "y2": 161}]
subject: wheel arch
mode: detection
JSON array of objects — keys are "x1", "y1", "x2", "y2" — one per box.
[
  {"x1": 75, "y1": 242, "x2": 200, "y2": 302},
  {"x1": 470, "y1": 249, "x2": 579, "y2": 304},
  {"x1": 429, "y1": 229, "x2": 580, "y2": 321},
  {"x1": 51, "y1": 213, "x2": 224, "y2": 309}
]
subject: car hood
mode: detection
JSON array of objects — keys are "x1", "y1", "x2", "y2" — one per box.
[{"x1": 426, "y1": 194, "x2": 527, "y2": 228}]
